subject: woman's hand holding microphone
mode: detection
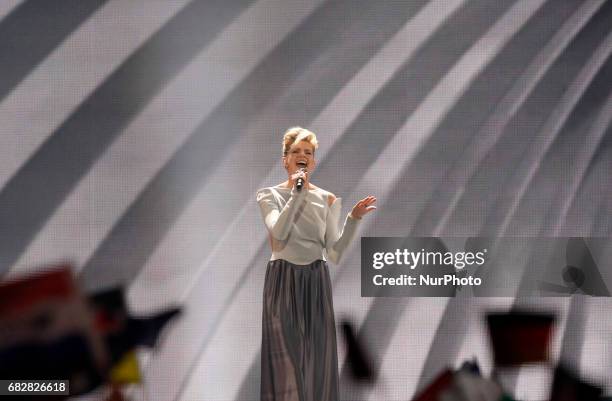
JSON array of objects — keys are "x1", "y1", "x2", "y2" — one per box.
[{"x1": 291, "y1": 167, "x2": 309, "y2": 191}]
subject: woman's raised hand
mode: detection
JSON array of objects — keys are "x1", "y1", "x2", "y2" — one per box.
[{"x1": 351, "y1": 196, "x2": 377, "y2": 219}]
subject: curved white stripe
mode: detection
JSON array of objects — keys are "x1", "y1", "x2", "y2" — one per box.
[
  {"x1": 174, "y1": 2, "x2": 545, "y2": 401},
  {"x1": 0, "y1": 0, "x2": 190, "y2": 192},
  {"x1": 10, "y1": 0, "x2": 322, "y2": 279},
  {"x1": 0, "y1": 0, "x2": 23, "y2": 23}
]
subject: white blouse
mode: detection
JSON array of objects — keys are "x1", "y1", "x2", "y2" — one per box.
[{"x1": 256, "y1": 185, "x2": 361, "y2": 265}]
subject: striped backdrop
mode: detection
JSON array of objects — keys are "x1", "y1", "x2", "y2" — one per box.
[{"x1": 1, "y1": 1, "x2": 611, "y2": 400}]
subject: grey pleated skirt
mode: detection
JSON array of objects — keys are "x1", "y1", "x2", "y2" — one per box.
[{"x1": 261, "y1": 259, "x2": 339, "y2": 401}]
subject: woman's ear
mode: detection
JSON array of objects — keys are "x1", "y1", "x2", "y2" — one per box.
[{"x1": 282, "y1": 156, "x2": 288, "y2": 169}]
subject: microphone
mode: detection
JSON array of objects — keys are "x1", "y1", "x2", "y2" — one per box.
[{"x1": 296, "y1": 166, "x2": 307, "y2": 191}]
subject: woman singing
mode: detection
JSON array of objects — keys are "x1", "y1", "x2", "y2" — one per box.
[{"x1": 256, "y1": 127, "x2": 376, "y2": 401}]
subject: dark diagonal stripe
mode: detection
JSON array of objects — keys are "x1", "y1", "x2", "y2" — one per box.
[
  {"x1": 0, "y1": 0, "x2": 256, "y2": 276},
  {"x1": 79, "y1": 0, "x2": 430, "y2": 292},
  {"x1": 0, "y1": 0, "x2": 107, "y2": 103},
  {"x1": 234, "y1": 353, "x2": 261, "y2": 401},
  {"x1": 535, "y1": 56, "x2": 612, "y2": 234},
  {"x1": 176, "y1": 240, "x2": 270, "y2": 401},
  {"x1": 558, "y1": 295, "x2": 588, "y2": 363},
  {"x1": 580, "y1": 127, "x2": 612, "y2": 236}
]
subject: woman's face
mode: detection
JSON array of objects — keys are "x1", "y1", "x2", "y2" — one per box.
[{"x1": 284, "y1": 140, "x2": 315, "y2": 174}]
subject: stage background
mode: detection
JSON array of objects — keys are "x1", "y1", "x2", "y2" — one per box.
[{"x1": 1, "y1": 0, "x2": 611, "y2": 399}]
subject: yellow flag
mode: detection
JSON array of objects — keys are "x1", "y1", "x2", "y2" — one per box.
[{"x1": 110, "y1": 350, "x2": 141, "y2": 384}]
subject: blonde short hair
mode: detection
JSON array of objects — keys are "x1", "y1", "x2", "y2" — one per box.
[{"x1": 282, "y1": 127, "x2": 318, "y2": 156}]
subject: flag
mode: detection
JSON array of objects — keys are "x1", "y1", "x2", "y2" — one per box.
[
  {"x1": 340, "y1": 319, "x2": 376, "y2": 384},
  {"x1": 0, "y1": 267, "x2": 108, "y2": 396},
  {"x1": 88, "y1": 287, "x2": 181, "y2": 364},
  {"x1": 412, "y1": 369, "x2": 454, "y2": 401},
  {"x1": 486, "y1": 310, "x2": 555, "y2": 366},
  {"x1": 109, "y1": 350, "x2": 141, "y2": 384}
]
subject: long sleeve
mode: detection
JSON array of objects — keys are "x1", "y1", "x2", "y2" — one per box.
[
  {"x1": 256, "y1": 187, "x2": 307, "y2": 241},
  {"x1": 324, "y1": 197, "x2": 361, "y2": 264}
]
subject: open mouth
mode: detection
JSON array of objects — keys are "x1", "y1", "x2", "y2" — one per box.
[{"x1": 296, "y1": 161, "x2": 307, "y2": 168}]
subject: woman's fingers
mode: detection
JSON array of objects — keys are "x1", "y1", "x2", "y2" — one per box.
[
  {"x1": 357, "y1": 196, "x2": 376, "y2": 206},
  {"x1": 352, "y1": 196, "x2": 377, "y2": 218},
  {"x1": 362, "y1": 196, "x2": 376, "y2": 206}
]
